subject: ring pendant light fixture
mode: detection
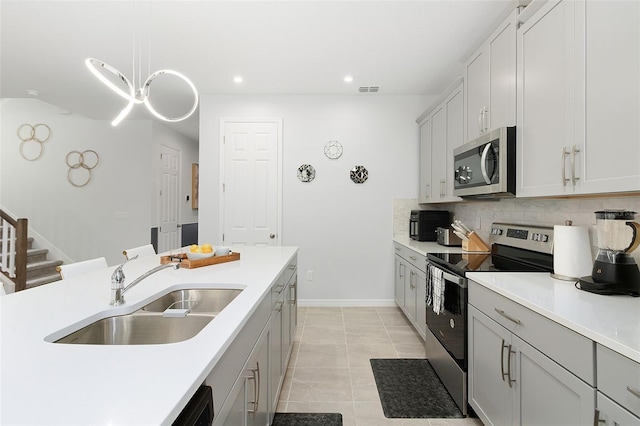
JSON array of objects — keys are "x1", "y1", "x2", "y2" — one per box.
[{"x1": 85, "y1": 3, "x2": 198, "y2": 126}]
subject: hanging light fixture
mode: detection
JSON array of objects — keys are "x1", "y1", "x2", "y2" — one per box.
[
  {"x1": 85, "y1": 3, "x2": 198, "y2": 126},
  {"x1": 85, "y1": 59, "x2": 199, "y2": 126}
]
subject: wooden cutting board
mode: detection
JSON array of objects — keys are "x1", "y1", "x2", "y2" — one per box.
[{"x1": 160, "y1": 252, "x2": 240, "y2": 269}]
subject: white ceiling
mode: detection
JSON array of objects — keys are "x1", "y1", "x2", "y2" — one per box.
[{"x1": 1, "y1": 0, "x2": 518, "y2": 141}]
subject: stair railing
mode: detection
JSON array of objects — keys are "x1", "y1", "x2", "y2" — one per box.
[{"x1": 0, "y1": 210, "x2": 28, "y2": 292}]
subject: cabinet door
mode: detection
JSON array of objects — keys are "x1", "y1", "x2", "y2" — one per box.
[
  {"x1": 465, "y1": 49, "x2": 486, "y2": 142},
  {"x1": 468, "y1": 305, "x2": 513, "y2": 426},
  {"x1": 247, "y1": 329, "x2": 270, "y2": 426},
  {"x1": 430, "y1": 104, "x2": 447, "y2": 200},
  {"x1": 445, "y1": 85, "x2": 464, "y2": 201},
  {"x1": 414, "y1": 267, "x2": 427, "y2": 339},
  {"x1": 488, "y1": 10, "x2": 517, "y2": 131},
  {"x1": 597, "y1": 392, "x2": 640, "y2": 426},
  {"x1": 403, "y1": 265, "x2": 417, "y2": 322},
  {"x1": 418, "y1": 117, "x2": 432, "y2": 203},
  {"x1": 514, "y1": 335, "x2": 596, "y2": 426},
  {"x1": 579, "y1": 0, "x2": 640, "y2": 194},
  {"x1": 394, "y1": 256, "x2": 405, "y2": 307},
  {"x1": 517, "y1": 0, "x2": 579, "y2": 197}
]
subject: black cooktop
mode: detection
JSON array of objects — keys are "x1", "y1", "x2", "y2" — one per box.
[{"x1": 427, "y1": 244, "x2": 554, "y2": 276}]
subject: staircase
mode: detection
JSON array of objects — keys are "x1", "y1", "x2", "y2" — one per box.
[{"x1": 25, "y1": 237, "x2": 63, "y2": 288}]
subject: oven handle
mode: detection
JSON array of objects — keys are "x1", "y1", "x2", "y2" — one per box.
[{"x1": 426, "y1": 261, "x2": 467, "y2": 288}]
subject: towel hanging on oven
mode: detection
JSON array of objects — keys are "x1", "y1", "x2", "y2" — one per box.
[{"x1": 426, "y1": 264, "x2": 445, "y2": 314}]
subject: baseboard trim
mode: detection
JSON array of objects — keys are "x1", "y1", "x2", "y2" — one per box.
[{"x1": 298, "y1": 299, "x2": 396, "y2": 307}]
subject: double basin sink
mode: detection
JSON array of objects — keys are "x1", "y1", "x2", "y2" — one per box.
[{"x1": 55, "y1": 289, "x2": 242, "y2": 345}]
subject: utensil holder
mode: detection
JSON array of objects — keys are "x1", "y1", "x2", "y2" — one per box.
[{"x1": 462, "y1": 232, "x2": 490, "y2": 252}]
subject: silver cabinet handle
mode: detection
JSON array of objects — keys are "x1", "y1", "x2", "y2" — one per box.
[
  {"x1": 409, "y1": 255, "x2": 417, "y2": 261},
  {"x1": 571, "y1": 145, "x2": 580, "y2": 186},
  {"x1": 501, "y1": 339, "x2": 509, "y2": 382},
  {"x1": 482, "y1": 106, "x2": 488, "y2": 133},
  {"x1": 628, "y1": 386, "x2": 640, "y2": 399},
  {"x1": 562, "y1": 147, "x2": 570, "y2": 186},
  {"x1": 247, "y1": 363, "x2": 259, "y2": 413},
  {"x1": 593, "y1": 409, "x2": 606, "y2": 426},
  {"x1": 495, "y1": 308, "x2": 522, "y2": 325},
  {"x1": 399, "y1": 263, "x2": 405, "y2": 279},
  {"x1": 479, "y1": 108, "x2": 484, "y2": 133}
]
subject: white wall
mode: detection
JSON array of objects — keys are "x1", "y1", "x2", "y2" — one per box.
[
  {"x1": 199, "y1": 95, "x2": 432, "y2": 304},
  {"x1": 1, "y1": 99, "x2": 198, "y2": 266}
]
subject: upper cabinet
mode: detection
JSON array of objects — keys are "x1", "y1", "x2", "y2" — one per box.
[
  {"x1": 464, "y1": 9, "x2": 518, "y2": 142},
  {"x1": 517, "y1": 0, "x2": 640, "y2": 198},
  {"x1": 418, "y1": 81, "x2": 464, "y2": 204}
]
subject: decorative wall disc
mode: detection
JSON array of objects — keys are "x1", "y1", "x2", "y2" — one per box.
[
  {"x1": 350, "y1": 165, "x2": 368, "y2": 184},
  {"x1": 324, "y1": 141, "x2": 343, "y2": 159},
  {"x1": 297, "y1": 164, "x2": 316, "y2": 182}
]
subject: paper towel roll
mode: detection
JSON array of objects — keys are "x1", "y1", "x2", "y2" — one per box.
[{"x1": 553, "y1": 225, "x2": 593, "y2": 280}]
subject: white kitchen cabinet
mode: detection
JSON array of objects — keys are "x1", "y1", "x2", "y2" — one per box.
[
  {"x1": 394, "y1": 243, "x2": 426, "y2": 339},
  {"x1": 596, "y1": 392, "x2": 640, "y2": 426},
  {"x1": 517, "y1": 0, "x2": 640, "y2": 197},
  {"x1": 464, "y1": 9, "x2": 517, "y2": 142},
  {"x1": 597, "y1": 344, "x2": 640, "y2": 421},
  {"x1": 469, "y1": 304, "x2": 596, "y2": 425},
  {"x1": 417, "y1": 80, "x2": 463, "y2": 204},
  {"x1": 469, "y1": 280, "x2": 597, "y2": 426},
  {"x1": 217, "y1": 323, "x2": 271, "y2": 426}
]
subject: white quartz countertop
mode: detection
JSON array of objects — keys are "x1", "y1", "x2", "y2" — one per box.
[
  {"x1": 0, "y1": 246, "x2": 298, "y2": 425},
  {"x1": 467, "y1": 272, "x2": 640, "y2": 364},
  {"x1": 393, "y1": 236, "x2": 465, "y2": 256}
]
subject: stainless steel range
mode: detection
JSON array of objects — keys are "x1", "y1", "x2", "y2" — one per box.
[{"x1": 424, "y1": 222, "x2": 555, "y2": 416}]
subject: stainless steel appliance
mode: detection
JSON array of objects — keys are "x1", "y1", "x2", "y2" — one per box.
[
  {"x1": 409, "y1": 210, "x2": 451, "y2": 242},
  {"x1": 453, "y1": 127, "x2": 516, "y2": 198},
  {"x1": 425, "y1": 223, "x2": 554, "y2": 416},
  {"x1": 578, "y1": 210, "x2": 640, "y2": 296},
  {"x1": 436, "y1": 227, "x2": 462, "y2": 247}
]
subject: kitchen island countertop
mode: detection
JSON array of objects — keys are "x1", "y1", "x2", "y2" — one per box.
[
  {"x1": 468, "y1": 272, "x2": 640, "y2": 364},
  {"x1": 0, "y1": 245, "x2": 297, "y2": 425}
]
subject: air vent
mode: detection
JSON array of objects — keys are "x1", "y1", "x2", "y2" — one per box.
[{"x1": 358, "y1": 86, "x2": 380, "y2": 93}]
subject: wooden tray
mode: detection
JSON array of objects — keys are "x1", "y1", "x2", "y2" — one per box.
[{"x1": 160, "y1": 252, "x2": 240, "y2": 269}]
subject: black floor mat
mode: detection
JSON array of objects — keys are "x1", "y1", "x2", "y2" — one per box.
[
  {"x1": 272, "y1": 412, "x2": 343, "y2": 426},
  {"x1": 370, "y1": 358, "x2": 463, "y2": 419}
]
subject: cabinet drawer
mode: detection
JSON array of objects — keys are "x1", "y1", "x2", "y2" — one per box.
[
  {"x1": 469, "y1": 281, "x2": 595, "y2": 385},
  {"x1": 597, "y1": 344, "x2": 640, "y2": 417},
  {"x1": 393, "y1": 243, "x2": 425, "y2": 272}
]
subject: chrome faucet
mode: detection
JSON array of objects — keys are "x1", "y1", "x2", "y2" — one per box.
[{"x1": 110, "y1": 256, "x2": 180, "y2": 305}]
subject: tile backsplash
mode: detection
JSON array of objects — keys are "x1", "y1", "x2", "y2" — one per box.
[{"x1": 393, "y1": 195, "x2": 640, "y2": 263}]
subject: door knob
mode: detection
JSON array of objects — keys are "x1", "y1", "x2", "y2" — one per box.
[{"x1": 270, "y1": 233, "x2": 276, "y2": 239}]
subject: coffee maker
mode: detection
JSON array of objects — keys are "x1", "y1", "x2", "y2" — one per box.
[{"x1": 578, "y1": 210, "x2": 640, "y2": 296}]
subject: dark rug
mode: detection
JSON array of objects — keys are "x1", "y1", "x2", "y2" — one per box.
[
  {"x1": 272, "y1": 413, "x2": 343, "y2": 426},
  {"x1": 370, "y1": 358, "x2": 463, "y2": 419}
]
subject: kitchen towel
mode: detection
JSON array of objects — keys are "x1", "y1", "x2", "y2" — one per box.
[
  {"x1": 426, "y1": 264, "x2": 445, "y2": 314},
  {"x1": 553, "y1": 224, "x2": 593, "y2": 280}
]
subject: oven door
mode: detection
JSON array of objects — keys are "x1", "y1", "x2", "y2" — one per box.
[{"x1": 426, "y1": 261, "x2": 467, "y2": 370}]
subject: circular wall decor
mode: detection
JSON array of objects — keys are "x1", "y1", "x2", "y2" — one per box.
[
  {"x1": 297, "y1": 164, "x2": 316, "y2": 182},
  {"x1": 66, "y1": 150, "x2": 100, "y2": 187},
  {"x1": 350, "y1": 165, "x2": 368, "y2": 184},
  {"x1": 17, "y1": 123, "x2": 51, "y2": 161},
  {"x1": 324, "y1": 140, "x2": 343, "y2": 159}
]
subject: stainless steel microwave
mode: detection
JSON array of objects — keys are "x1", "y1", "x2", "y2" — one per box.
[{"x1": 453, "y1": 127, "x2": 516, "y2": 198}]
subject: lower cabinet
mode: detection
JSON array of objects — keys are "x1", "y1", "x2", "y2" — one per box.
[
  {"x1": 468, "y1": 304, "x2": 596, "y2": 425},
  {"x1": 394, "y1": 243, "x2": 426, "y2": 339},
  {"x1": 223, "y1": 324, "x2": 271, "y2": 426},
  {"x1": 209, "y1": 257, "x2": 297, "y2": 426}
]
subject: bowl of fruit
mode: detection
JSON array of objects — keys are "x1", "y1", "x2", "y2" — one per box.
[{"x1": 186, "y1": 243, "x2": 215, "y2": 260}]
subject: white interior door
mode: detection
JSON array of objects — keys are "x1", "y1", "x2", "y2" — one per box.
[
  {"x1": 221, "y1": 119, "x2": 282, "y2": 246},
  {"x1": 158, "y1": 144, "x2": 180, "y2": 252}
]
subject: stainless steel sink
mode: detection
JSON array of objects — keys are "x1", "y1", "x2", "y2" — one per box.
[
  {"x1": 55, "y1": 313, "x2": 214, "y2": 345},
  {"x1": 54, "y1": 288, "x2": 242, "y2": 345},
  {"x1": 140, "y1": 289, "x2": 242, "y2": 314}
]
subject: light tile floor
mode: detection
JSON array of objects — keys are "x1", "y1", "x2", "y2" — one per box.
[{"x1": 277, "y1": 306, "x2": 483, "y2": 426}]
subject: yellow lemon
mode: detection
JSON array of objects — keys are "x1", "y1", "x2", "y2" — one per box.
[
  {"x1": 202, "y1": 246, "x2": 213, "y2": 253},
  {"x1": 202, "y1": 243, "x2": 213, "y2": 251},
  {"x1": 190, "y1": 244, "x2": 199, "y2": 253},
  {"x1": 193, "y1": 247, "x2": 203, "y2": 253}
]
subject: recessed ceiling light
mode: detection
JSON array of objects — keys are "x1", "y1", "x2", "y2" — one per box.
[
  {"x1": 233, "y1": 76, "x2": 243, "y2": 83},
  {"x1": 344, "y1": 75, "x2": 354, "y2": 83},
  {"x1": 26, "y1": 89, "x2": 40, "y2": 97}
]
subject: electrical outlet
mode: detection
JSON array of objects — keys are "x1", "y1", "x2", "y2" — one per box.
[{"x1": 307, "y1": 270, "x2": 314, "y2": 281}]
